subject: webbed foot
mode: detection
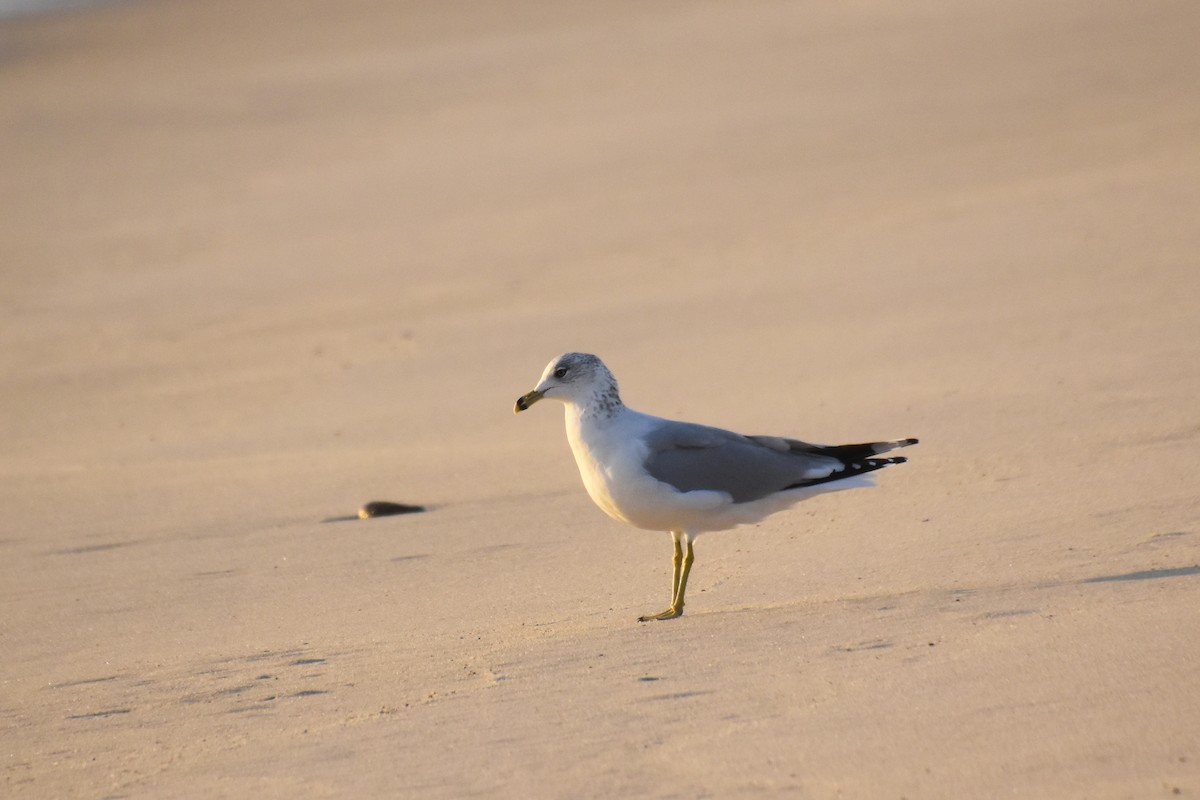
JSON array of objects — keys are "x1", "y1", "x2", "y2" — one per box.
[{"x1": 637, "y1": 606, "x2": 683, "y2": 622}]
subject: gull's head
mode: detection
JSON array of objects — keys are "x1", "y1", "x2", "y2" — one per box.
[{"x1": 514, "y1": 352, "x2": 620, "y2": 414}]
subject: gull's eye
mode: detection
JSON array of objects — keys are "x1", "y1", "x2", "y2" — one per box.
[{"x1": 553, "y1": 366, "x2": 568, "y2": 379}]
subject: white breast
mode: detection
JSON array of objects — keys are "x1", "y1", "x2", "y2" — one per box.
[{"x1": 564, "y1": 407, "x2": 729, "y2": 532}]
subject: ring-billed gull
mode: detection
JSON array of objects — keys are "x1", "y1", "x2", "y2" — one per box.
[{"x1": 514, "y1": 352, "x2": 917, "y2": 621}]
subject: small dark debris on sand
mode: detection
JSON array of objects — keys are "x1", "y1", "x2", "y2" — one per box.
[
  {"x1": 358, "y1": 501, "x2": 426, "y2": 519},
  {"x1": 321, "y1": 501, "x2": 427, "y2": 523}
]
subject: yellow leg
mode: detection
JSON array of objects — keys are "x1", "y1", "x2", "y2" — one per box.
[
  {"x1": 638, "y1": 532, "x2": 694, "y2": 622},
  {"x1": 674, "y1": 538, "x2": 695, "y2": 608}
]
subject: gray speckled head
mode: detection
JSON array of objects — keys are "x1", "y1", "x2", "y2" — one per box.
[{"x1": 514, "y1": 352, "x2": 623, "y2": 417}]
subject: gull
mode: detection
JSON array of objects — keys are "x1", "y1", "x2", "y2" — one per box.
[{"x1": 514, "y1": 352, "x2": 917, "y2": 621}]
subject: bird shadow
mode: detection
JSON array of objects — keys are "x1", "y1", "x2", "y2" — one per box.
[{"x1": 1081, "y1": 565, "x2": 1200, "y2": 584}]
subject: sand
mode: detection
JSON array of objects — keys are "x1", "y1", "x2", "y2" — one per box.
[{"x1": 2, "y1": 0, "x2": 1199, "y2": 797}]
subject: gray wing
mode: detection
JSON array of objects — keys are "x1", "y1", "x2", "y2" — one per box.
[{"x1": 641, "y1": 420, "x2": 844, "y2": 503}]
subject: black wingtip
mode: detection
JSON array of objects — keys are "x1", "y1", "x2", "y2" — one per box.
[
  {"x1": 783, "y1": 453, "x2": 909, "y2": 492},
  {"x1": 902, "y1": 437, "x2": 918, "y2": 446}
]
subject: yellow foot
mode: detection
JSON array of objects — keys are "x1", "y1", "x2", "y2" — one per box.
[{"x1": 637, "y1": 606, "x2": 683, "y2": 622}]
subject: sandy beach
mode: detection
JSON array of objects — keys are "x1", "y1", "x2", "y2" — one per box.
[{"x1": 3, "y1": 0, "x2": 1199, "y2": 796}]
